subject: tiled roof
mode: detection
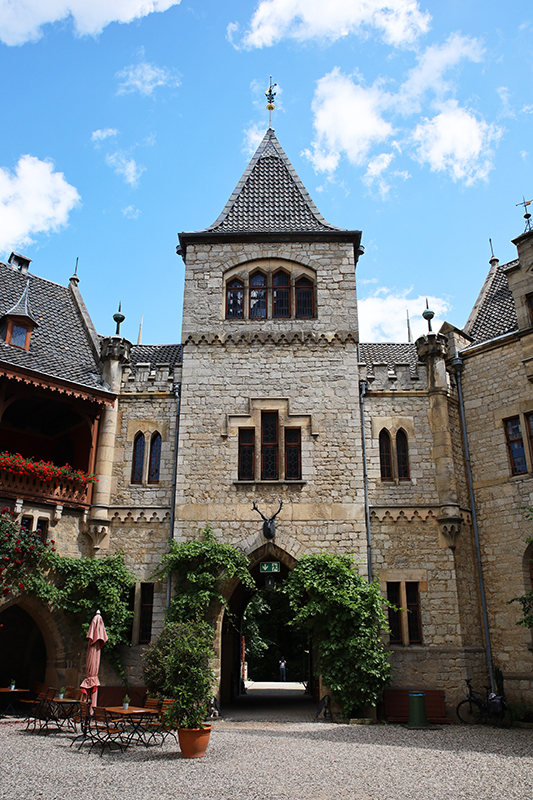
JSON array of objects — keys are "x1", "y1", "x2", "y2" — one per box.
[
  {"x1": 0, "y1": 263, "x2": 110, "y2": 394},
  {"x1": 130, "y1": 344, "x2": 182, "y2": 369},
  {"x1": 463, "y1": 259, "x2": 518, "y2": 346},
  {"x1": 193, "y1": 129, "x2": 345, "y2": 235},
  {"x1": 359, "y1": 342, "x2": 419, "y2": 374}
]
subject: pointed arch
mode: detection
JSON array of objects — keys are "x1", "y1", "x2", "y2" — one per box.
[
  {"x1": 148, "y1": 431, "x2": 162, "y2": 484},
  {"x1": 396, "y1": 428, "x2": 410, "y2": 481},
  {"x1": 249, "y1": 270, "x2": 267, "y2": 319},
  {"x1": 131, "y1": 432, "x2": 145, "y2": 484},
  {"x1": 379, "y1": 429, "x2": 393, "y2": 481},
  {"x1": 273, "y1": 270, "x2": 290, "y2": 318}
]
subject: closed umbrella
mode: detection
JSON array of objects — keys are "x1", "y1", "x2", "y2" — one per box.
[{"x1": 80, "y1": 610, "x2": 108, "y2": 711}]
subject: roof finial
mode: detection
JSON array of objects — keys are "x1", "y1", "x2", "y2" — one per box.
[
  {"x1": 406, "y1": 309, "x2": 412, "y2": 343},
  {"x1": 137, "y1": 314, "x2": 143, "y2": 345},
  {"x1": 265, "y1": 76, "x2": 277, "y2": 130},
  {"x1": 113, "y1": 301, "x2": 125, "y2": 336},
  {"x1": 422, "y1": 298, "x2": 434, "y2": 333},
  {"x1": 516, "y1": 196, "x2": 533, "y2": 233}
]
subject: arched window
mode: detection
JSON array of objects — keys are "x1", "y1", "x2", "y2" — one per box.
[
  {"x1": 249, "y1": 272, "x2": 267, "y2": 318},
  {"x1": 273, "y1": 271, "x2": 290, "y2": 318},
  {"x1": 226, "y1": 278, "x2": 244, "y2": 319},
  {"x1": 379, "y1": 429, "x2": 393, "y2": 481},
  {"x1": 295, "y1": 277, "x2": 314, "y2": 318},
  {"x1": 396, "y1": 429, "x2": 410, "y2": 481},
  {"x1": 131, "y1": 432, "x2": 145, "y2": 484},
  {"x1": 148, "y1": 432, "x2": 162, "y2": 483}
]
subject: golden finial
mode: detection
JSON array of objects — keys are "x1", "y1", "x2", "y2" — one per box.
[{"x1": 265, "y1": 76, "x2": 277, "y2": 128}]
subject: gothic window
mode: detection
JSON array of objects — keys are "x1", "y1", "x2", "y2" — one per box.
[
  {"x1": 387, "y1": 582, "x2": 422, "y2": 645},
  {"x1": 226, "y1": 278, "x2": 244, "y2": 319},
  {"x1": 396, "y1": 429, "x2": 410, "y2": 481},
  {"x1": 131, "y1": 432, "x2": 145, "y2": 483},
  {"x1": 379, "y1": 429, "x2": 393, "y2": 481},
  {"x1": 139, "y1": 583, "x2": 154, "y2": 644},
  {"x1": 261, "y1": 412, "x2": 279, "y2": 480},
  {"x1": 148, "y1": 432, "x2": 162, "y2": 483},
  {"x1": 295, "y1": 277, "x2": 314, "y2": 318},
  {"x1": 273, "y1": 271, "x2": 290, "y2": 318},
  {"x1": 504, "y1": 416, "x2": 527, "y2": 475},
  {"x1": 238, "y1": 429, "x2": 255, "y2": 481},
  {"x1": 285, "y1": 428, "x2": 302, "y2": 480},
  {"x1": 249, "y1": 271, "x2": 267, "y2": 319}
]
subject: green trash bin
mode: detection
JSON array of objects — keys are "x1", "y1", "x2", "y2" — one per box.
[{"x1": 408, "y1": 692, "x2": 428, "y2": 727}]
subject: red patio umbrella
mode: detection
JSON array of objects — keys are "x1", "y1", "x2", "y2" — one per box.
[{"x1": 80, "y1": 610, "x2": 108, "y2": 711}]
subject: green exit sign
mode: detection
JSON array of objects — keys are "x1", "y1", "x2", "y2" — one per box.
[{"x1": 260, "y1": 562, "x2": 280, "y2": 573}]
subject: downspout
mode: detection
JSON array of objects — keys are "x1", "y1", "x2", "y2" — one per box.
[
  {"x1": 357, "y1": 344, "x2": 372, "y2": 582},
  {"x1": 167, "y1": 385, "x2": 181, "y2": 608},
  {"x1": 451, "y1": 355, "x2": 495, "y2": 692}
]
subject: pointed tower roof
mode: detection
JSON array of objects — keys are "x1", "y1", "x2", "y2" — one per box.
[{"x1": 178, "y1": 129, "x2": 361, "y2": 256}]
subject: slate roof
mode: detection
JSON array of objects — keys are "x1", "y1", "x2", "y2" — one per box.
[
  {"x1": 463, "y1": 259, "x2": 518, "y2": 346},
  {"x1": 179, "y1": 129, "x2": 361, "y2": 252},
  {"x1": 358, "y1": 342, "x2": 419, "y2": 374},
  {"x1": 129, "y1": 344, "x2": 182, "y2": 369},
  {"x1": 0, "y1": 262, "x2": 111, "y2": 395}
]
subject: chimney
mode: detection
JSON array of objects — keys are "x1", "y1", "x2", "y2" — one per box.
[{"x1": 8, "y1": 252, "x2": 32, "y2": 275}]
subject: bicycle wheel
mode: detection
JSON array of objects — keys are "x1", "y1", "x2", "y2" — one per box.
[
  {"x1": 456, "y1": 698, "x2": 485, "y2": 724},
  {"x1": 491, "y1": 699, "x2": 513, "y2": 729}
]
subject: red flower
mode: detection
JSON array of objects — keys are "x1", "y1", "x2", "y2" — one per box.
[
  {"x1": 3, "y1": 587, "x2": 9, "y2": 594},
  {"x1": 18, "y1": 583, "x2": 24, "y2": 590}
]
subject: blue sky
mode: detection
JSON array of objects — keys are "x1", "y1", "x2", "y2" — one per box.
[{"x1": 0, "y1": 0, "x2": 532, "y2": 345}]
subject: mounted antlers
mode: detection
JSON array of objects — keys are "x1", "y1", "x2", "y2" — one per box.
[{"x1": 252, "y1": 500, "x2": 283, "y2": 540}]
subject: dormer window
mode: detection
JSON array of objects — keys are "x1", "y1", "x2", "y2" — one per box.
[{"x1": 6, "y1": 321, "x2": 31, "y2": 350}]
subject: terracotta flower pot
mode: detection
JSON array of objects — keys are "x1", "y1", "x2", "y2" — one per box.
[{"x1": 178, "y1": 724, "x2": 212, "y2": 758}]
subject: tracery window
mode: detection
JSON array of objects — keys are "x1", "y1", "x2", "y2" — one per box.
[
  {"x1": 148, "y1": 432, "x2": 162, "y2": 483},
  {"x1": 250, "y1": 272, "x2": 267, "y2": 319},
  {"x1": 379, "y1": 430, "x2": 393, "y2": 481},
  {"x1": 295, "y1": 277, "x2": 314, "y2": 318},
  {"x1": 237, "y1": 414, "x2": 302, "y2": 482},
  {"x1": 273, "y1": 271, "x2": 290, "y2": 318},
  {"x1": 131, "y1": 432, "x2": 145, "y2": 484},
  {"x1": 226, "y1": 278, "x2": 244, "y2": 319}
]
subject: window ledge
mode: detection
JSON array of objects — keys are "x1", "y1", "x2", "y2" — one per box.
[{"x1": 234, "y1": 480, "x2": 306, "y2": 486}]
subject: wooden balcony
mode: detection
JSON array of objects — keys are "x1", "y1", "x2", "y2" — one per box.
[{"x1": 0, "y1": 469, "x2": 92, "y2": 510}]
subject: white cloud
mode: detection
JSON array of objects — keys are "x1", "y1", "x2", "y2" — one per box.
[
  {"x1": 412, "y1": 100, "x2": 502, "y2": 184},
  {"x1": 122, "y1": 205, "x2": 140, "y2": 219},
  {"x1": 243, "y1": 123, "x2": 266, "y2": 157},
  {"x1": 363, "y1": 152, "x2": 395, "y2": 197},
  {"x1": 303, "y1": 68, "x2": 393, "y2": 173},
  {"x1": 106, "y1": 152, "x2": 145, "y2": 186},
  {"x1": 231, "y1": 0, "x2": 431, "y2": 50},
  {"x1": 398, "y1": 33, "x2": 484, "y2": 113},
  {"x1": 0, "y1": 0, "x2": 181, "y2": 46},
  {"x1": 358, "y1": 288, "x2": 451, "y2": 341},
  {"x1": 0, "y1": 155, "x2": 80, "y2": 255},
  {"x1": 116, "y1": 61, "x2": 180, "y2": 96},
  {"x1": 91, "y1": 128, "x2": 118, "y2": 143}
]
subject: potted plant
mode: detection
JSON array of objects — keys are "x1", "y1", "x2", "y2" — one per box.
[
  {"x1": 142, "y1": 619, "x2": 215, "y2": 758},
  {"x1": 9, "y1": 678, "x2": 15, "y2": 691},
  {"x1": 58, "y1": 686, "x2": 66, "y2": 700},
  {"x1": 123, "y1": 694, "x2": 130, "y2": 710}
]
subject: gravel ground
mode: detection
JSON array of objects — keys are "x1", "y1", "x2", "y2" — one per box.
[{"x1": 1, "y1": 716, "x2": 533, "y2": 800}]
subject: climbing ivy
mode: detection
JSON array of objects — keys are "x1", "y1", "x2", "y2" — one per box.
[
  {"x1": 154, "y1": 525, "x2": 255, "y2": 623},
  {"x1": 0, "y1": 509, "x2": 135, "y2": 681},
  {"x1": 284, "y1": 552, "x2": 391, "y2": 716}
]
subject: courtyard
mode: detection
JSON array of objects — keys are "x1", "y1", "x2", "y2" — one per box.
[{"x1": 2, "y1": 711, "x2": 532, "y2": 800}]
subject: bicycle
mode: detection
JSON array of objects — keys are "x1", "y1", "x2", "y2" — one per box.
[{"x1": 456, "y1": 679, "x2": 512, "y2": 728}]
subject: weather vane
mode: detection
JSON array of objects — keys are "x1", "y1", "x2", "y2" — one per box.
[
  {"x1": 516, "y1": 196, "x2": 533, "y2": 233},
  {"x1": 265, "y1": 76, "x2": 277, "y2": 129}
]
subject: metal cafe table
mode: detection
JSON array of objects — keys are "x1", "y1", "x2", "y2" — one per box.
[
  {"x1": 0, "y1": 687, "x2": 29, "y2": 716},
  {"x1": 51, "y1": 696, "x2": 81, "y2": 730},
  {"x1": 104, "y1": 706, "x2": 158, "y2": 747}
]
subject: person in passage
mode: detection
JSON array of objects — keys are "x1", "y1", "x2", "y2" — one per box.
[{"x1": 279, "y1": 657, "x2": 287, "y2": 681}]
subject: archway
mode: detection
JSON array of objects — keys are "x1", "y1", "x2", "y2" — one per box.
[
  {"x1": 0, "y1": 605, "x2": 46, "y2": 688},
  {"x1": 219, "y1": 542, "x2": 312, "y2": 708}
]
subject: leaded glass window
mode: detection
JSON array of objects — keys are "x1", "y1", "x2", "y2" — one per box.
[
  {"x1": 505, "y1": 416, "x2": 527, "y2": 475},
  {"x1": 250, "y1": 272, "x2": 267, "y2": 318},
  {"x1": 295, "y1": 277, "x2": 314, "y2": 318},
  {"x1": 285, "y1": 428, "x2": 301, "y2": 480},
  {"x1": 131, "y1": 432, "x2": 145, "y2": 483},
  {"x1": 148, "y1": 432, "x2": 162, "y2": 483},
  {"x1": 226, "y1": 278, "x2": 244, "y2": 319},
  {"x1": 273, "y1": 272, "x2": 290, "y2": 318},
  {"x1": 396, "y1": 429, "x2": 409, "y2": 481},
  {"x1": 261, "y1": 412, "x2": 278, "y2": 480},
  {"x1": 379, "y1": 429, "x2": 393, "y2": 481},
  {"x1": 238, "y1": 429, "x2": 255, "y2": 480}
]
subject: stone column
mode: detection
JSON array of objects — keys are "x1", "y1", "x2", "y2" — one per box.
[
  {"x1": 87, "y1": 335, "x2": 131, "y2": 550},
  {"x1": 416, "y1": 332, "x2": 462, "y2": 548}
]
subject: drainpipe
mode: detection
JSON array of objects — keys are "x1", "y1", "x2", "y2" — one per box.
[
  {"x1": 357, "y1": 353, "x2": 373, "y2": 582},
  {"x1": 451, "y1": 355, "x2": 495, "y2": 692},
  {"x1": 167, "y1": 385, "x2": 181, "y2": 609}
]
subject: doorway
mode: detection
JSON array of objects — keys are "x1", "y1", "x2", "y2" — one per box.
[{"x1": 0, "y1": 605, "x2": 46, "y2": 688}]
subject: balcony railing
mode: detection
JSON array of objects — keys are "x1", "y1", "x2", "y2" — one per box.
[{"x1": 0, "y1": 469, "x2": 91, "y2": 509}]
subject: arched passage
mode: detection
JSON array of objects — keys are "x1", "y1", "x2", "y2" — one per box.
[
  {"x1": 219, "y1": 542, "x2": 312, "y2": 706},
  {"x1": 0, "y1": 605, "x2": 46, "y2": 689}
]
